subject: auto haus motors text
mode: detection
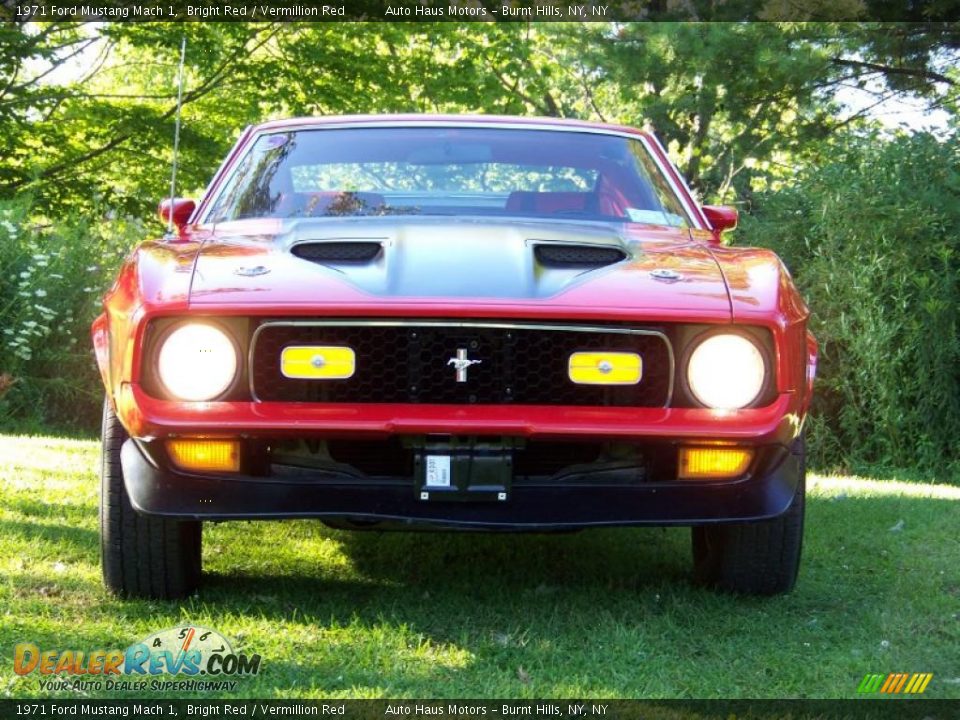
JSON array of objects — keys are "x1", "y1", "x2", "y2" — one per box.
[{"x1": 13, "y1": 627, "x2": 261, "y2": 691}]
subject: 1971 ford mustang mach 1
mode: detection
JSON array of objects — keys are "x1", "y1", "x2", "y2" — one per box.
[{"x1": 92, "y1": 115, "x2": 816, "y2": 599}]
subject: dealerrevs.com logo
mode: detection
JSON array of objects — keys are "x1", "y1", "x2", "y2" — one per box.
[{"x1": 14, "y1": 626, "x2": 261, "y2": 693}]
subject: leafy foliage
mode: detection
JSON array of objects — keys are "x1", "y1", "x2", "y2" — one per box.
[
  {"x1": 740, "y1": 133, "x2": 960, "y2": 477},
  {"x1": 0, "y1": 200, "x2": 141, "y2": 430},
  {"x1": 2, "y1": 22, "x2": 956, "y2": 215}
]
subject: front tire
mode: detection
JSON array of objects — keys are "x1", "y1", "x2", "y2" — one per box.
[
  {"x1": 691, "y1": 436, "x2": 806, "y2": 595},
  {"x1": 100, "y1": 398, "x2": 202, "y2": 599}
]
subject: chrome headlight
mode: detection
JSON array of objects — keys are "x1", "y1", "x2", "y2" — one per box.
[
  {"x1": 157, "y1": 323, "x2": 238, "y2": 401},
  {"x1": 686, "y1": 333, "x2": 766, "y2": 409}
]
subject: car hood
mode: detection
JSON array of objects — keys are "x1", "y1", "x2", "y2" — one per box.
[{"x1": 187, "y1": 217, "x2": 732, "y2": 319}]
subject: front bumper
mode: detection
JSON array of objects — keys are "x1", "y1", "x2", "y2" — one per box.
[
  {"x1": 117, "y1": 383, "x2": 800, "y2": 444},
  {"x1": 120, "y1": 438, "x2": 801, "y2": 530}
]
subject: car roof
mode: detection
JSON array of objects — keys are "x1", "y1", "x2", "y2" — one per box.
[{"x1": 250, "y1": 114, "x2": 651, "y2": 138}]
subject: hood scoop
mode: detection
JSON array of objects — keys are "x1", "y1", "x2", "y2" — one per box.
[
  {"x1": 534, "y1": 243, "x2": 627, "y2": 268},
  {"x1": 191, "y1": 218, "x2": 732, "y2": 314},
  {"x1": 292, "y1": 240, "x2": 383, "y2": 264}
]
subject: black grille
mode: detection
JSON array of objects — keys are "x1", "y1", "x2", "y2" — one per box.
[
  {"x1": 534, "y1": 244, "x2": 627, "y2": 266},
  {"x1": 292, "y1": 241, "x2": 382, "y2": 263},
  {"x1": 251, "y1": 323, "x2": 671, "y2": 407}
]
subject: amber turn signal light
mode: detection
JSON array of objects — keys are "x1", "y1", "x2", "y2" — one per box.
[
  {"x1": 678, "y1": 447, "x2": 753, "y2": 480},
  {"x1": 167, "y1": 439, "x2": 240, "y2": 473}
]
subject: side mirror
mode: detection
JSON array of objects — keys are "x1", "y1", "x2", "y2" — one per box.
[
  {"x1": 158, "y1": 198, "x2": 196, "y2": 235},
  {"x1": 702, "y1": 205, "x2": 738, "y2": 240}
]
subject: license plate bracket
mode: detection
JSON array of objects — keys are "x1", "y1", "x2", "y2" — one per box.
[{"x1": 413, "y1": 437, "x2": 514, "y2": 502}]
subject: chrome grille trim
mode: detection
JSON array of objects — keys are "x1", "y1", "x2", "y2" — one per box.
[{"x1": 249, "y1": 319, "x2": 675, "y2": 407}]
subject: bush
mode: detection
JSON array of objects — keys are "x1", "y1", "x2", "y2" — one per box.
[
  {"x1": 740, "y1": 133, "x2": 960, "y2": 479},
  {"x1": 0, "y1": 201, "x2": 145, "y2": 433}
]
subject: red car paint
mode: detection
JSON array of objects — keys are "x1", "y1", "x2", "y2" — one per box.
[{"x1": 92, "y1": 116, "x2": 816, "y2": 446}]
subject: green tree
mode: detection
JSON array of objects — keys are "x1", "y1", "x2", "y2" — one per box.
[
  {"x1": 2, "y1": 22, "x2": 956, "y2": 215},
  {"x1": 577, "y1": 23, "x2": 958, "y2": 200}
]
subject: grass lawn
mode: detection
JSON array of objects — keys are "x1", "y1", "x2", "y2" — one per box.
[{"x1": 0, "y1": 433, "x2": 957, "y2": 700}]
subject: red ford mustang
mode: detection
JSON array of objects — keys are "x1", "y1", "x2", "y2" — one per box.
[{"x1": 92, "y1": 115, "x2": 816, "y2": 599}]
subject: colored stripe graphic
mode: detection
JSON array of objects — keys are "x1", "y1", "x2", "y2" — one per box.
[
  {"x1": 859, "y1": 672, "x2": 932, "y2": 694},
  {"x1": 880, "y1": 674, "x2": 898, "y2": 693},
  {"x1": 892, "y1": 674, "x2": 908, "y2": 693}
]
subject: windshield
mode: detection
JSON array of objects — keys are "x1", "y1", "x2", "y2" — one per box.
[{"x1": 205, "y1": 127, "x2": 691, "y2": 227}]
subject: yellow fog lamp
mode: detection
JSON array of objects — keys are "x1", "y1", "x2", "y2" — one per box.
[
  {"x1": 281, "y1": 346, "x2": 355, "y2": 379},
  {"x1": 678, "y1": 446, "x2": 754, "y2": 480},
  {"x1": 167, "y1": 439, "x2": 241, "y2": 473},
  {"x1": 568, "y1": 351, "x2": 642, "y2": 385}
]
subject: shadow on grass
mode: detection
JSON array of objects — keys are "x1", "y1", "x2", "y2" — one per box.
[
  {"x1": 197, "y1": 523, "x2": 702, "y2": 682},
  {"x1": 204, "y1": 525, "x2": 691, "y2": 601},
  {"x1": 5, "y1": 495, "x2": 94, "y2": 522},
  {"x1": 0, "y1": 517, "x2": 98, "y2": 557},
  {"x1": 0, "y1": 497, "x2": 98, "y2": 561},
  {"x1": 341, "y1": 524, "x2": 689, "y2": 588},
  {"x1": 198, "y1": 490, "x2": 959, "y2": 639}
]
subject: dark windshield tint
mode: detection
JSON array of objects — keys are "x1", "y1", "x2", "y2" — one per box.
[{"x1": 206, "y1": 127, "x2": 690, "y2": 227}]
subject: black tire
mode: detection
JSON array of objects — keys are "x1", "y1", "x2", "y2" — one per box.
[
  {"x1": 100, "y1": 398, "x2": 202, "y2": 599},
  {"x1": 691, "y1": 435, "x2": 806, "y2": 595}
]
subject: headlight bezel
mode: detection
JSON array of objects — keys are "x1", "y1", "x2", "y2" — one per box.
[
  {"x1": 680, "y1": 328, "x2": 774, "y2": 410},
  {"x1": 146, "y1": 319, "x2": 245, "y2": 402}
]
